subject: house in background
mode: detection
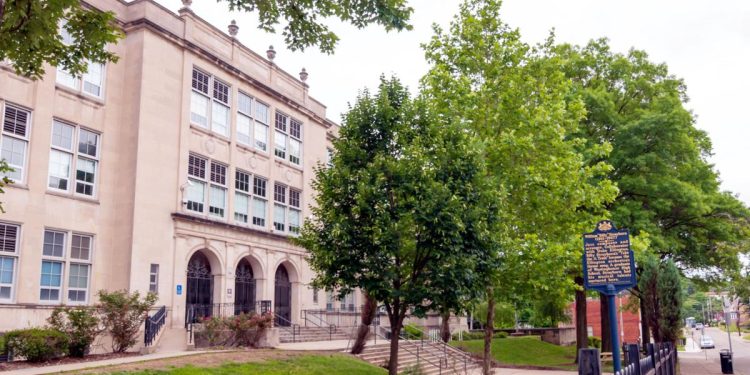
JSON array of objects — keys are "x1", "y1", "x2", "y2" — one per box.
[{"x1": 568, "y1": 293, "x2": 642, "y2": 346}]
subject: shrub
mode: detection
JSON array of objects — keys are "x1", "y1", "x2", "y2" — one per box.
[
  {"x1": 4, "y1": 328, "x2": 69, "y2": 362},
  {"x1": 47, "y1": 306, "x2": 102, "y2": 357},
  {"x1": 588, "y1": 336, "x2": 602, "y2": 349},
  {"x1": 198, "y1": 316, "x2": 229, "y2": 347},
  {"x1": 493, "y1": 331, "x2": 509, "y2": 339},
  {"x1": 98, "y1": 290, "x2": 157, "y2": 352},
  {"x1": 402, "y1": 364, "x2": 426, "y2": 374},
  {"x1": 195, "y1": 312, "x2": 275, "y2": 348},
  {"x1": 403, "y1": 324, "x2": 424, "y2": 339}
]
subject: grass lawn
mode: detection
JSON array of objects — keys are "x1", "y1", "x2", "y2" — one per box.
[
  {"x1": 104, "y1": 354, "x2": 385, "y2": 375},
  {"x1": 450, "y1": 336, "x2": 578, "y2": 371}
]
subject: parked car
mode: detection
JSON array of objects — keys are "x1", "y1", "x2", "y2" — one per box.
[
  {"x1": 699, "y1": 335, "x2": 715, "y2": 349},
  {"x1": 695, "y1": 323, "x2": 704, "y2": 330}
]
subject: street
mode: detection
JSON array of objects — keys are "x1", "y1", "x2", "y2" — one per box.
[{"x1": 681, "y1": 326, "x2": 749, "y2": 375}]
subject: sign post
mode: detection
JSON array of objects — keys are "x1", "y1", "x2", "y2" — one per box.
[{"x1": 583, "y1": 220, "x2": 637, "y2": 373}]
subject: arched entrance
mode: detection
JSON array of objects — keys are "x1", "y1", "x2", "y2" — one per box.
[
  {"x1": 274, "y1": 265, "x2": 291, "y2": 326},
  {"x1": 234, "y1": 259, "x2": 256, "y2": 315},
  {"x1": 186, "y1": 252, "x2": 213, "y2": 323}
]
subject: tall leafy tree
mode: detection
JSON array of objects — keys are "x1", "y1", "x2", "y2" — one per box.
[
  {"x1": 422, "y1": 1, "x2": 616, "y2": 372},
  {"x1": 639, "y1": 256, "x2": 683, "y2": 343},
  {"x1": 0, "y1": 0, "x2": 412, "y2": 79},
  {"x1": 296, "y1": 77, "x2": 500, "y2": 375},
  {"x1": 551, "y1": 39, "x2": 750, "y2": 344}
]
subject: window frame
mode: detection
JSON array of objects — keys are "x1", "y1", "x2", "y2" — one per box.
[
  {"x1": 149, "y1": 264, "x2": 159, "y2": 294},
  {"x1": 185, "y1": 153, "x2": 229, "y2": 220},
  {"x1": 55, "y1": 61, "x2": 106, "y2": 99},
  {"x1": 273, "y1": 111, "x2": 303, "y2": 166},
  {"x1": 47, "y1": 120, "x2": 101, "y2": 198},
  {"x1": 40, "y1": 228, "x2": 94, "y2": 305},
  {"x1": 1, "y1": 102, "x2": 32, "y2": 183},
  {"x1": 190, "y1": 67, "x2": 232, "y2": 138},
  {"x1": 0, "y1": 222, "x2": 20, "y2": 302}
]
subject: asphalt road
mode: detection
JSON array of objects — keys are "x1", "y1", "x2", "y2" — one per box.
[{"x1": 681, "y1": 326, "x2": 749, "y2": 375}]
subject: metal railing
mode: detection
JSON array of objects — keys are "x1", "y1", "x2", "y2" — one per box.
[
  {"x1": 274, "y1": 312, "x2": 301, "y2": 342},
  {"x1": 144, "y1": 305, "x2": 167, "y2": 347},
  {"x1": 579, "y1": 342, "x2": 677, "y2": 375},
  {"x1": 185, "y1": 300, "x2": 272, "y2": 325}
]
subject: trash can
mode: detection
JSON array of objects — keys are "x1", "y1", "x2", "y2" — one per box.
[{"x1": 720, "y1": 349, "x2": 733, "y2": 374}]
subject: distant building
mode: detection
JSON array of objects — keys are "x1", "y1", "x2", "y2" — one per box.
[{"x1": 568, "y1": 293, "x2": 642, "y2": 345}]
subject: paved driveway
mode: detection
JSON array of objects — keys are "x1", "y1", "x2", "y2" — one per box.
[{"x1": 680, "y1": 326, "x2": 749, "y2": 375}]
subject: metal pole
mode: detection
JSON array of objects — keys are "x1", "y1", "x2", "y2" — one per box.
[
  {"x1": 608, "y1": 285, "x2": 622, "y2": 373},
  {"x1": 725, "y1": 311, "x2": 733, "y2": 354}
]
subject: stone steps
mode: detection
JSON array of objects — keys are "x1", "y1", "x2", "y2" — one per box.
[{"x1": 354, "y1": 341, "x2": 482, "y2": 375}]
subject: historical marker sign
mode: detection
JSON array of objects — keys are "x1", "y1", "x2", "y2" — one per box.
[{"x1": 583, "y1": 220, "x2": 636, "y2": 294}]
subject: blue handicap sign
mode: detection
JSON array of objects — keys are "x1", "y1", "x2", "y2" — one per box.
[{"x1": 176, "y1": 284, "x2": 182, "y2": 295}]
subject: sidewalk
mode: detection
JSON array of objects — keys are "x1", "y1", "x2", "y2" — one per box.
[{"x1": 5, "y1": 351, "x2": 209, "y2": 375}]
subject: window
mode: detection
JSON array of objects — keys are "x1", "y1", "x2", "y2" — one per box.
[
  {"x1": 48, "y1": 120, "x2": 100, "y2": 197},
  {"x1": 326, "y1": 148, "x2": 334, "y2": 168},
  {"x1": 56, "y1": 62, "x2": 105, "y2": 98},
  {"x1": 273, "y1": 112, "x2": 302, "y2": 165},
  {"x1": 40, "y1": 229, "x2": 93, "y2": 304},
  {"x1": 185, "y1": 153, "x2": 227, "y2": 219},
  {"x1": 149, "y1": 264, "x2": 159, "y2": 294},
  {"x1": 313, "y1": 287, "x2": 319, "y2": 304},
  {"x1": 254, "y1": 101, "x2": 269, "y2": 152},
  {"x1": 252, "y1": 176, "x2": 267, "y2": 227},
  {"x1": 234, "y1": 170, "x2": 251, "y2": 224},
  {"x1": 289, "y1": 189, "x2": 302, "y2": 234},
  {"x1": 190, "y1": 68, "x2": 231, "y2": 137},
  {"x1": 2, "y1": 104, "x2": 31, "y2": 182},
  {"x1": 340, "y1": 293, "x2": 356, "y2": 311},
  {"x1": 272, "y1": 183, "x2": 301, "y2": 235},
  {"x1": 209, "y1": 163, "x2": 227, "y2": 217},
  {"x1": 0, "y1": 223, "x2": 19, "y2": 301},
  {"x1": 237, "y1": 92, "x2": 253, "y2": 146}
]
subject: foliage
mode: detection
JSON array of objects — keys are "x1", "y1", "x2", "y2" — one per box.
[
  {"x1": 451, "y1": 336, "x2": 577, "y2": 371},
  {"x1": 223, "y1": 0, "x2": 412, "y2": 54},
  {"x1": 639, "y1": 256, "x2": 684, "y2": 343},
  {"x1": 588, "y1": 336, "x2": 602, "y2": 349},
  {"x1": 0, "y1": 0, "x2": 122, "y2": 79},
  {"x1": 296, "y1": 76, "x2": 500, "y2": 375},
  {"x1": 107, "y1": 354, "x2": 387, "y2": 374},
  {"x1": 0, "y1": 159, "x2": 13, "y2": 212},
  {"x1": 473, "y1": 301, "x2": 516, "y2": 328},
  {"x1": 98, "y1": 290, "x2": 157, "y2": 353},
  {"x1": 47, "y1": 306, "x2": 102, "y2": 357},
  {"x1": 402, "y1": 324, "x2": 424, "y2": 340},
  {"x1": 493, "y1": 331, "x2": 508, "y2": 339},
  {"x1": 195, "y1": 312, "x2": 274, "y2": 347},
  {"x1": 401, "y1": 364, "x2": 426, "y2": 375},
  {"x1": 3, "y1": 328, "x2": 69, "y2": 362}
]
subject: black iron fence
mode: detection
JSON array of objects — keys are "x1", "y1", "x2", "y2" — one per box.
[
  {"x1": 578, "y1": 342, "x2": 677, "y2": 375},
  {"x1": 144, "y1": 305, "x2": 167, "y2": 347},
  {"x1": 185, "y1": 300, "x2": 272, "y2": 325}
]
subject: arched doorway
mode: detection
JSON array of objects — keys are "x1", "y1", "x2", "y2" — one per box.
[
  {"x1": 274, "y1": 265, "x2": 291, "y2": 326},
  {"x1": 186, "y1": 252, "x2": 213, "y2": 323},
  {"x1": 234, "y1": 259, "x2": 256, "y2": 315}
]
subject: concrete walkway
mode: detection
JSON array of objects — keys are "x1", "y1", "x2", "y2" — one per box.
[{"x1": 6, "y1": 351, "x2": 210, "y2": 375}]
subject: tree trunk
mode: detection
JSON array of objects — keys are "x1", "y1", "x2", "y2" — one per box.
[
  {"x1": 600, "y1": 293, "x2": 612, "y2": 352},
  {"x1": 575, "y1": 276, "x2": 588, "y2": 362},
  {"x1": 388, "y1": 314, "x2": 405, "y2": 375},
  {"x1": 483, "y1": 289, "x2": 495, "y2": 375},
  {"x1": 440, "y1": 310, "x2": 451, "y2": 343},
  {"x1": 351, "y1": 292, "x2": 377, "y2": 354},
  {"x1": 639, "y1": 295, "x2": 650, "y2": 347}
]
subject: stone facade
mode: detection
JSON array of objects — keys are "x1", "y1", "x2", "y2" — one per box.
[{"x1": 0, "y1": 0, "x2": 339, "y2": 330}]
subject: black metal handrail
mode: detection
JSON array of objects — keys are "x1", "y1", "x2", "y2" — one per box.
[
  {"x1": 145, "y1": 305, "x2": 167, "y2": 347},
  {"x1": 274, "y1": 312, "x2": 301, "y2": 342},
  {"x1": 185, "y1": 301, "x2": 272, "y2": 325}
]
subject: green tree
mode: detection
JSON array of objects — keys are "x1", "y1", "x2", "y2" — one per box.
[
  {"x1": 296, "y1": 77, "x2": 500, "y2": 375},
  {"x1": 0, "y1": 159, "x2": 12, "y2": 212},
  {"x1": 639, "y1": 256, "x2": 683, "y2": 343},
  {"x1": 0, "y1": 0, "x2": 412, "y2": 79},
  {"x1": 551, "y1": 38, "x2": 750, "y2": 344},
  {"x1": 422, "y1": 1, "x2": 616, "y2": 371},
  {"x1": 0, "y1": 0, "x2": 122, "y2": 79}
]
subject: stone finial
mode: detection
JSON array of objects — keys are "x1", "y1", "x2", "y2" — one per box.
[
  {"x1": 181, "y1": 0, "x2": 192, "y2": 8},
  {"x1": 228, "y1": 20, "x2": 239, "y2": 37},
  {"x1": 299, "y1": 68, "x2": 308, "y2": 82},
  {"x1": 266, "y1": 45, "x2": 276, "y2": 61}
]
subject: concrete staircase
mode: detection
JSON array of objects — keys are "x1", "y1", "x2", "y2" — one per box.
[
  {"x1": 278, "y1": 325, "x2": 353, "y2": 343},
  {"x1": 354, "y1": 340, "x2": 482, "y2": 375}
]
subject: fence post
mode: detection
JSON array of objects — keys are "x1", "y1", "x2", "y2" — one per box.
[
  {"x1": 625, "y1": 344, "x2": 641, "y2": 375},
  {"x1": 577, "y1": 348, "x2": 601, "y2": 375}
]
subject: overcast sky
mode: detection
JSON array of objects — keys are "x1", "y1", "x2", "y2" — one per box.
[{"x1": 157, "y1": 0, "x2": 750, "y2": 205}]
